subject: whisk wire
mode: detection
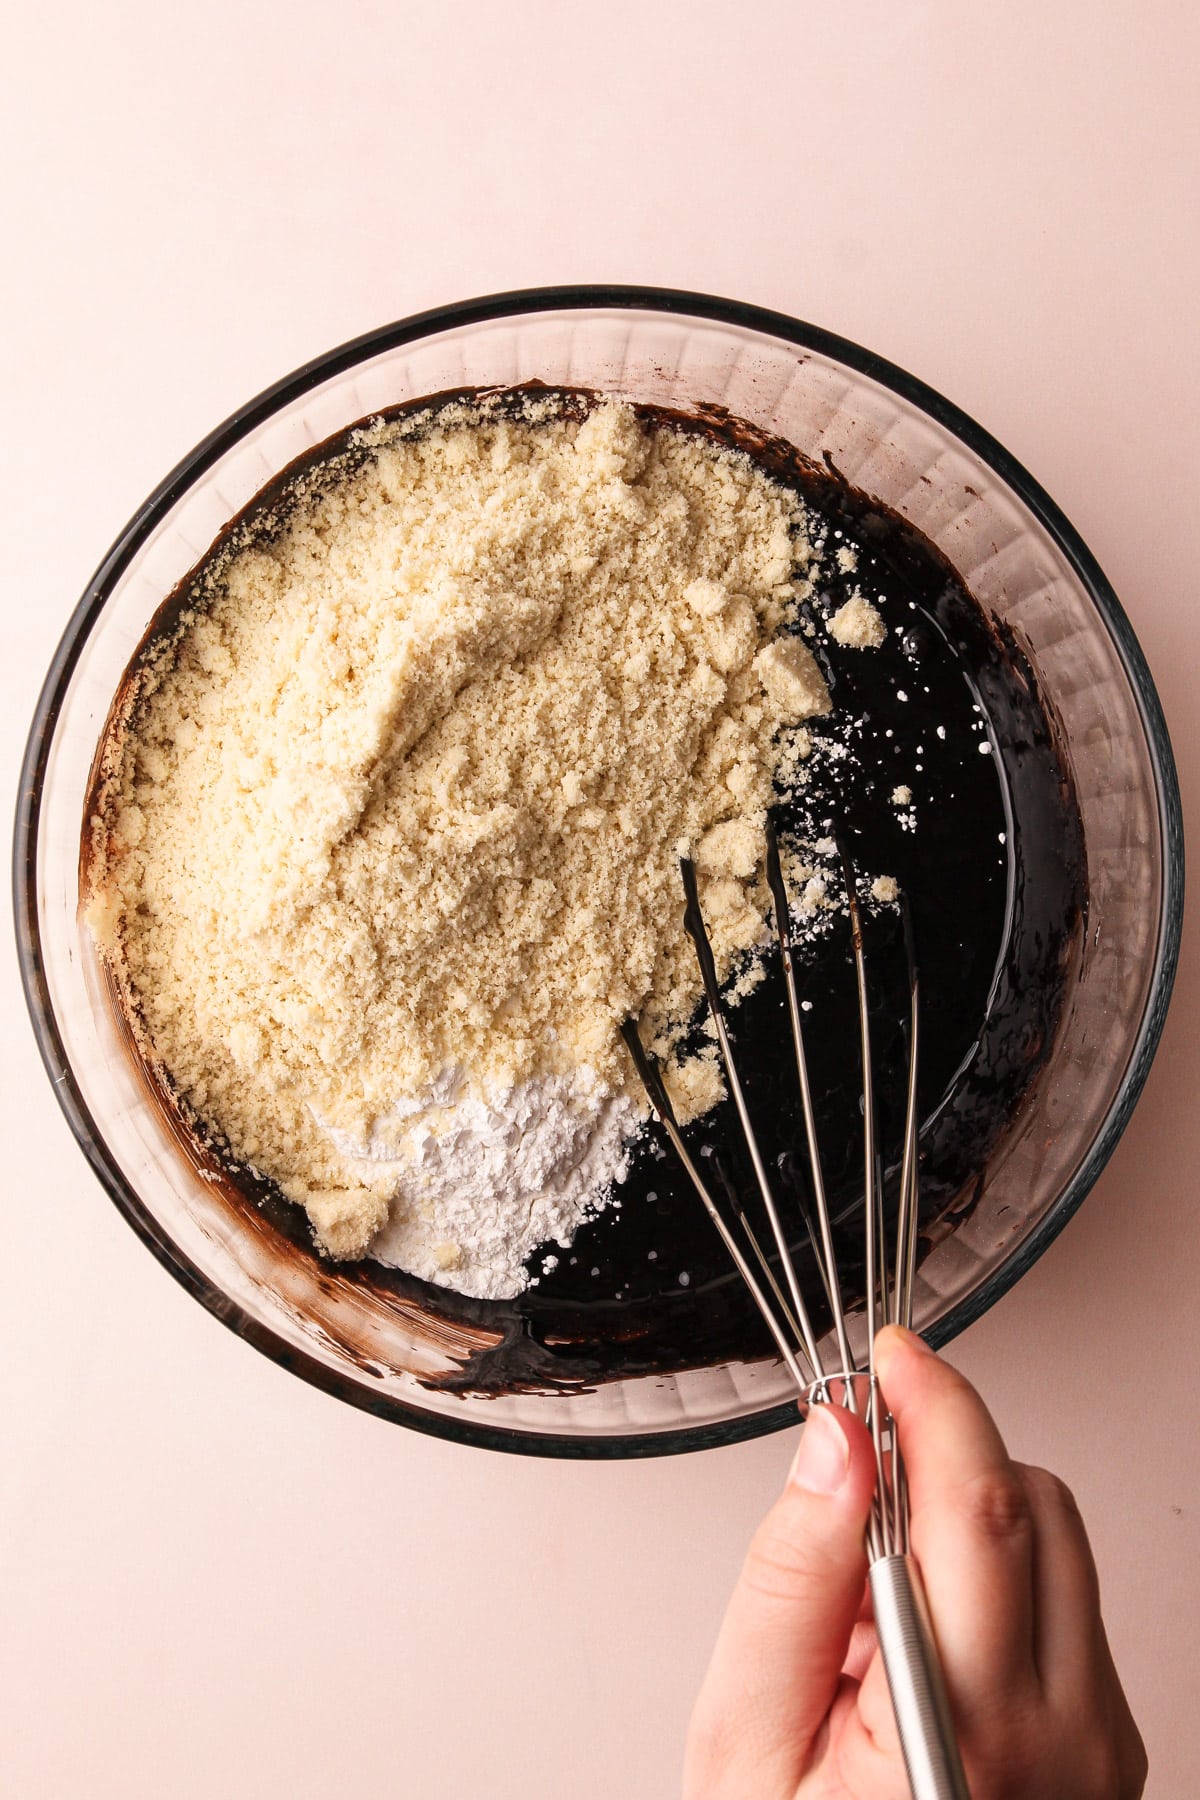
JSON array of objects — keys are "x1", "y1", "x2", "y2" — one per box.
[
  {"x1": 892, "y1": 896, "x2": 921, "y2": 1553},
  {"x1": 764, "y1": 825, "x2": 859, "y2": 1403},
  {"x1": 839, "y1": 839, "x2": 893, "y2": 1557},
  {"x1": 680, "y1": 858, "x2": 826, "y2": 1380},
  {"x1": 896, "y1": 897, "x2": 922, "y2": 1333},
  {"x1": 618, "y1": 1020, "x2": 810, "y2": 1392}
]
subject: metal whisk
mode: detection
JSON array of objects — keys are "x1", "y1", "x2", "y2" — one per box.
[{"x1": 621, "y1": 821, "x2": 970, "y2": 1800}]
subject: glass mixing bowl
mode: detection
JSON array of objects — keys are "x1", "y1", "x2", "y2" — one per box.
[{"x1": 14, "y1": 288, "x2": 1182, "y2": 1456}]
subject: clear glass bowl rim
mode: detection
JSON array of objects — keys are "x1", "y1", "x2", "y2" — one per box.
[{"x1": 12, "y1": 284, "x2": 1185, "y2": 1458}]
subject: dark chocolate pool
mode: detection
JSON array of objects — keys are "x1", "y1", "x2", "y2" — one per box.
[{"x1": 81, "y1": 388, "x2": 1086, "y2": 1398}]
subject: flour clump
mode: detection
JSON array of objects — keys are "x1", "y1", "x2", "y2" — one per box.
[{"x1": 84, "y1": 394, "x2": 884, "y2": 1298}]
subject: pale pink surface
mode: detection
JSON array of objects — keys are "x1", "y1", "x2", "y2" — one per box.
[{"x1": 1, "y1": 2, "x2": 1197, "y2": 1795}]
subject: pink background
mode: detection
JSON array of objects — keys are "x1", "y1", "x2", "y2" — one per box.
[{"x1": 2, "y1": 2, "x2": 1197, "y2": 1794}]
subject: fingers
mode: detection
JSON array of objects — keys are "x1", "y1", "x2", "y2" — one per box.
[
  {"x1": 845, "y1": 1337, "x2": 1146, "y2": 1798},
  {"x1": 1018, "y1": 1465, "x2": 1148, "y2": 1793},
  {"x1": 1101, "y1": 1637, "x2": 1150, "y2": 1798},
  {"x1": 1016, "y1": 1464, "x2": 1101, "y2": 1697},
  {"x1": 873, "y1": 1326, "x2": 1036, "y2": 1704},
  {"x1": 842, "y1": 1592, "x2": 879, "y2": 1684},
  {"x1": 1022, "y1": 1460, "x2": 1122, "y2": 1779},
  {"x1": 685, "y1": 1404, "x2": 878, "y2": 1797}
]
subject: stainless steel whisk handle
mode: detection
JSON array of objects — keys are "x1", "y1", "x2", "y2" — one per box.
[{"x1": 869, "y1": 1553, "x2": 971, "y2": 1800}]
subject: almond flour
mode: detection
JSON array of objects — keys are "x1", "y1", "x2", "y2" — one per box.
[
  {"x1": 829, "y1": 593, "x2": 887, "y2": 649},
  {"x1": 86, "y1": 397, "x2": 858, "y2": 1296}
]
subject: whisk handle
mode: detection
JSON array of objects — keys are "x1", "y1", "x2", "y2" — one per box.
[{"x1": 869, "y1": 1553, "x2": 971, "y2": 1800}]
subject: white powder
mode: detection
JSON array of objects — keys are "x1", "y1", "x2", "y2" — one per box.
[{"x1": 314, "y1": 1067, "x2": 640, "y2": 1299}]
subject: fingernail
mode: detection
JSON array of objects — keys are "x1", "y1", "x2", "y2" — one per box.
[
  {"x1": 788, "y1": 1406, "x2": 849, "y2": 1495},
  {"x1": 877, "y1": 1324, "x2": 931, "y2": 1371}
]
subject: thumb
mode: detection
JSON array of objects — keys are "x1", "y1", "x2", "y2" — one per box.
[{"x1": 687, "y1": 1405, "x2": 878, "y2": 1795}]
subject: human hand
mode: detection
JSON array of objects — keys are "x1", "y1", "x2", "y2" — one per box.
[{"x1": 685, "y1": 1326, "x2": 1146, "y2": 1798}]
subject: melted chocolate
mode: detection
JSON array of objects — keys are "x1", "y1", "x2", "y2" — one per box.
[{"x1": 83, "y1": 389, "x2": 1086, "y2": 1399}]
